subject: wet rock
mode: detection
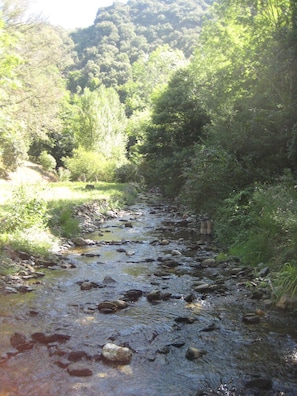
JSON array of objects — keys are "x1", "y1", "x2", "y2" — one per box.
[
  {"x1": 98, "y1": 301, "x2": 118, "y2": 314},
  {"x1": 123, "y1": 289, "x2": 143, "y2": 301},
  {"x1": 184, "y1": 293, "x2": 196, "y2": 303},
  {"x1": 199, "y1": 323, "x2": 218, "y2": 332},
  {"x1": 147, "y1": 290, "x2": 161, "y2": 302},
  {"x1": 10, "y1": 332, "x2": 27, "y2": 348},
  {"x1": 245, "y1": 377, "x2": 272, "y2": 390},
  {"x1": 72, "y1": 237, "x2": 95, "y2": 246},
  {"x1": 16, "y1": 284, "x2": 34, "y2": 293},
  {"x1": 160, "y1": 239, "x2": 169, "y2": 245},
  {"x1": 276, "y1": 294, "x2": 297, "y2": 310},
  {"x1": 67, "y1": 363, "x2": 93, "y2": 377},
  {"x1": 68, "y1": 351, "x2": 89, "y2": 362},
  {"x1": 185, "y1": 347, "x2": 207, "y2": 360},
  {"x1": 5, "y1": 286, "x2": 18, "y2": 294},
  {"x1": 31, "y1": 332, "x2": 70, "y2": 344},
  {"x1": 258, "y1": 266, "x2": 270, "y2": 277},
  {"x1": 242, "y1": 313, "x2": 260, "y2": 324},
  {"x1": 98, "y1": 300, "x2": 128, "y2": 313},
  {"x1": 16, "y1": 342, "x2": 34, "y2": 352},
  {"x1": 102, "y1": 342, "x2": 132, "y2": 364},
  {"x1": 201, "y1": 258, "x2": 217, "y2": 267},
  {"x1": 171, "y1": 249, "x2": 182, "y2": 256},
  {"x1": 102, "y1": 275, "x2": 116, "y2": 284},
  {"x1": 194, "y1": 283, "x2": 211, "y2": 292},
  {"x1": 80, "y1": 281, "x2": 93, "y2": 290},
  {"x1": 124, "y1": 222, "x2": 133, "y2": 228},
  {"x1": 174, "y1": 316, "x2": 197, "y2": 324}
]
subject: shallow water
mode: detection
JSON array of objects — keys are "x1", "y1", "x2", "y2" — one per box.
[{"x1": 0, "y1": 194, "x2": 296, "y2": 395}]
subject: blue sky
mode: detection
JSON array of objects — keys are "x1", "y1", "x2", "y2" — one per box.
[{"x1": 31, "y1": 0, "x2": 116, "y2": 30}]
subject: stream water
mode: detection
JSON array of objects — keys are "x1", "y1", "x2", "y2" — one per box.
[{"x1": 0, "y1": 193, "x2": 296, "y2": 396}]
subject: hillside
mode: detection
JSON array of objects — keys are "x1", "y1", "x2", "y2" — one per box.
[{"x1": 68, "y1": 0, "x2": 214, "y2": 92}]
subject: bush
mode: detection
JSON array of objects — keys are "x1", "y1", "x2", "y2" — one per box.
[
  {"x1": 0, "y1": 185, "x2": 49, "y2": 233},
  {"x1": 39, "y1": 151, "x2": 57, "y2": 171},
  {"x1": 115, "y1": 162, "x2": 142, "y2": 183},
  {"x1": 215, "y1": 173, "x2": 297, "y2": 266},
  {"x1": 63, "y1": 148, "x2": 118, "y2": 182}
]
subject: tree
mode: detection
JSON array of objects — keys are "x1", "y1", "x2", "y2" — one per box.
[{"x1": 72, "y1": 86, "x2": 127, "y2": 160}]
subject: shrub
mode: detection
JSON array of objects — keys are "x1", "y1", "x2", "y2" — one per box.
[
  {"x1": 63, "y1": 148, "x2": 118, "y2": 182},
  {"x1": 0, "y1": 185, "x2": 49, "y2": 233},
  {"x1": 39, "y1": 151, "x2": 57, "y2": 171}
]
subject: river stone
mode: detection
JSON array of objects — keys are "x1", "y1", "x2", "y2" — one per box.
[
  {"x1": 194, "y1": 283, "x2": 211, "y2": 292},
  {"x1": 123, "y1": 289, "x2": 143, "y2": 301},
  {"x1": 67, "y1": 363, "x2": 93, "y2": 377},
  {"x1": 147, "y1": 290, "x2": 161, "y2": 301},
  {"x1": 242, "y1": 313, "x2": 260, "y2": 324},
  {"x1": 80, "y1": 281, "x2": 93, "y2": 290},
  {"x1": 102, "y1": 343, "x2": 132, "y2": 363},
  {"x1": 68, "y1": 351, "x2": 89, "y2": 362},
  {"x1": 185, "y1": 347, "x2": 207, "y2": 360},
  {"x1": 245, "y1": 378, "x2": 272, "y2": 390},
  {"x1": 10, "y1": 332, "x2": 27, "y2": 348},
  {"x1": 102, "y1": 275, "x2": 116, "y2": 284},
  {"x1": 276, "y1": 294, "x2": 297, "y2": 310},
  {"x1": 98, "y1": 301, "x2": 118, "y2": 314},
  {"x1": 202, "y1": 258, "x2": 217, "y2": 267}
]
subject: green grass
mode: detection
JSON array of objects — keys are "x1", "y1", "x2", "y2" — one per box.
[{"x1": 0, "y1": 181, "x2": 139, "y2": 257}]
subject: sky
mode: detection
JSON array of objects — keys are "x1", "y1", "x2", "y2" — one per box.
[{"x1": 31, "y1": 0, "x2": 116, "y2": 30}]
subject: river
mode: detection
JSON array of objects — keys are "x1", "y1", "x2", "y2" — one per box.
[{"x1": 0, "y1": 193, "x2": 296, "y2": 395}]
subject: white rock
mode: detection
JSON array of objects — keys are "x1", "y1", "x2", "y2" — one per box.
[{"x1": 102, "y1": 343, "x2": 132, "y2": 363}]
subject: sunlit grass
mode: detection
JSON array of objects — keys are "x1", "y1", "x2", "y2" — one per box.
[{"x1": 0, "y1": 180, "x2": 139, "y2": 257}]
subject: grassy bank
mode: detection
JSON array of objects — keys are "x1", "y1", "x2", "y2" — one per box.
[{"x1": 0, "y1": 181, "x2": 138, "y2": 258}]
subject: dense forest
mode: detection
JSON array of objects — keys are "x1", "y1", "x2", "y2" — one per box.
[{"x1": 1, "y1": 0, "x2": 297, "y2": 298}]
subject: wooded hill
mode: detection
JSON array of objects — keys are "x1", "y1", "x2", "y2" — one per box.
[{"x1": 68, "y1": 0, "x2": 214, "y2": 92}]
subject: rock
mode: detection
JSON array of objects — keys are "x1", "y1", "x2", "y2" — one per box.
[
  {"x1": 171, "y1": 250, "x2": 182, "y2": 256},
  {"x1": 147, "y1": 290, "x2": 161, "y2": 302},
  {"x1": 276, "y1": 294, "x2": 297, "y2": 310},
  {"x1": 67, "y1": 363, "x2": 93, "y2": 377},
  {"x1": 68, "y1": 351, "x2": 89, "y2": 362},
  {"x1": 201, "y1": 258, "x2": 217, "y2": 267},
  {"x1": 159, "y1": 239, "x2": 169, "y2": 245},
  {"x1": 98, "y1": 299, "x2": 128, "y2": 311},
  {"x1": 10, "y1": 332, "x2": 27, "y2": 348},
  {"x1": 72, "y1": 237, "x2": 95, "y2": 246},
  {"x1": 102, "y1": 343, "x2": 132, "y2": 364},
  {"x1": 245, "y1": 378, "x2": 272, "y2": 390},
  {"x1": 98, "y1": 301, "x2": 119, "y2": 314},
  {"x1": 185, "y1": 347, "x2": 207, "y2": 360},
  {"x1": 102, "y1": 275, "x2": 116, "y2": 284},
  {"x1": 31, "y1": 332, "x2": 70, "y2": 344},
  {"x1": 184, "y1": 293, "x2": 196, "y2": 303},
  {"x1": 258, "y1": 266, "x2": 270, "y2": 277},
  {"x1": 80, "y1": 281, "x2": 93, "y2": 290},
  {"x1": 174, "y1": 316, "x2": 197, "y2": 324},
  {"x1": 194, "y1": 283, "x2": 211, "y2": 292},
  {"x1": 16, "y1": 342, "x2": 34, "y2": 352},
  {"x1": 242, "y1": 313, "x2": 260, "y2": 324},
  {"x1": 124, "y1": 222, "x2": 133, "y2": 228},
  {"x1": 123, "y1": 289, "x2": 143, "y2": 301}
]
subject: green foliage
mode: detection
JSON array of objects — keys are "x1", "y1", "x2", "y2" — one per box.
[
  {"x1": 275, "y1": 262, "x2": 297, "y2": 298},
  {"x1": 71, "y1": 86, "x2": 127, "y2": 160},
  {"x1": 115, "y1": 162, "x2": 143, "y2": 183},
  {"x1": 215, "y1": 176, "x2": 297, "y2": 266},
  {"x1": 48, "y1": 202, "x2": 80, "y2": 238},
  {"x1": 69, "y1": 0, "x2": 213, "y2": 92},
  {"x1": 38, "y1": 151, "x2": 57, "y2": 171},
  {"x1": 0, "y1": 185, "x2": 49, "y2": 233},
  {"x1": 63, "y1": 148, "x2": 119, "y2": 182}
]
